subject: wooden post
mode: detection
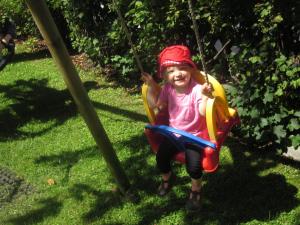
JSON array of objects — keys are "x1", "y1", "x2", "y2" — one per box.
[{"x1": 25, "y1": 0, "x2": 130, "y2": 194}]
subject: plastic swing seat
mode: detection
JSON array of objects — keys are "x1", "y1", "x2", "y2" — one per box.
[{"x1": 142, "y1": 70, "x2": 240, "y2": 173}]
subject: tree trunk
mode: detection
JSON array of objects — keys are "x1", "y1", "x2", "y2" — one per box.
[{"x1": 25, "y1": 0, "x2": 131, "y2": 194}]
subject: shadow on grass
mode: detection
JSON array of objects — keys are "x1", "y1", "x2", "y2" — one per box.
[
  {"x1": 69, "y1": 183, "x2": 124, "y2": 224},
  {"x1": 12, "y1": 49, "x2": 51, "y2": 64},
  {"x1": 5, "y1": 197, "x2": 62, "y2": 225},
  {"x1": 34, "y1": 146, "x2": 127, "y2": 224},
  {"x1": 31, "y1": 133, "x2": 158, "y2": 223},
  {"x1": 33, "y1": 133, "x2": 155, "y2": 223},
  {"x1": 13, "y1": 132, "x2": 299, "y2": 224},
  {"x1": 33, "y1": 146, "x2": 125, "y2": 223},
  {"x1": 91, "y1": 101, "x2": 148, "y2": 123},
  {"x1": 0, "y1": 78, "x2": 78, "y2": 140},
  {"x1": 29, "y1": 133, "x2": 154, "y2": 222},
  {"x1": 183, "y1": 138, "x2": 300, "y2": 224},
  {"x1": 34, "y1": 146, "x2": 99, "y2": 184},
  {"x1": 118, "y1": 135, "x2": 300, "y2": 224},
  {"x1": 0, "y1": 78, "x2": 147, "y2": 141},
  {"x1": 40, "y1": 133, "x2": 297, "y2": 224},
  {"x1": 280, "y1": 157, "x2": 300, "y2": 170}
]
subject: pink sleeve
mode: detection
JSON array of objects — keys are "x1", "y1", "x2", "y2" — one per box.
[{"x1": 195, "y1": 84, "x2": 204, "y2": 106}]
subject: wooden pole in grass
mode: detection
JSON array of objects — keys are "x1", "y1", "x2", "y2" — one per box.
[{"x1": 25, "y1": 0, "x2": 130, "y2": 194}]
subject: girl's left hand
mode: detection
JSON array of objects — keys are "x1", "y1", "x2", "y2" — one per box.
[
  {"x1": 141, "y1": 72, "x2": 154, "y2": 84},
  {"x1": 202, "y1": 82, "x2": 213, "y2": 95}
]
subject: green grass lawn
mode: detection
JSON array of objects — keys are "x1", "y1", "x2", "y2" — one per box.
[{"x1": 0, "y1": 45, "x2": 299, "y2": 225}]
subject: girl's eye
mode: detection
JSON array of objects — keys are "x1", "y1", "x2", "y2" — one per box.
[
  {"x1": 166, "y1": 70, "x2": 174, "y2": 74},
  {"x1": 179, "y1": 65, "x2": 189, "y2": 70}
]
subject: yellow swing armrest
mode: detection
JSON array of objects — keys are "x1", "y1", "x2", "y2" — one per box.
[
  {"x1": 206, "y1": 96, "x2": 232, "y2": 141},
  {"x1": 194, "y1": 70, "x2": 237, "y2": 141},
  {"x1": 193, "y1": 70, "x2": 229, "y2": 108},
  {"x1": 142, "y1": 82, "x2": 161, "y2": 125}
]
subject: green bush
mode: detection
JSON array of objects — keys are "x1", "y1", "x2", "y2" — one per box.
[
  {"x1": 224, "y1": 1, "x2": 300, "y2": 150},
  {"x1": 0, "y1": 0, "x2": 38, "y2": 37},
  {"x1": 0, "y1": 0, "x2": 71, "y2": 44}
]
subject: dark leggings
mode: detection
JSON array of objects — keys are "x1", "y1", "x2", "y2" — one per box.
[{"x1": 156, "y1": 139, "x2": 203, "y2": 179}]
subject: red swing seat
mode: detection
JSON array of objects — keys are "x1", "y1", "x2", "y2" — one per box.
[{"x1": 142, "y1": 70, "x2": 240, "y2": 173}]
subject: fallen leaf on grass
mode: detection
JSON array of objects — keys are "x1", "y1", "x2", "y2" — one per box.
[{"x1": 47, "y1": 178, "x2": 55, "y2": 185}]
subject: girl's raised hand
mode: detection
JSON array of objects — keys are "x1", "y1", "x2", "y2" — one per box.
[
  {"x1": 141, "y1": 72, "x2": 154, "y2": 84},
  {"x1": 201, "y1": 82, "x2": 213, "y2": 96}
]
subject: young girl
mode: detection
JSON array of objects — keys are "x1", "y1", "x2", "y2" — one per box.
[{"x1": 142, "y1": 45, "x2": 212, "y2": 211}]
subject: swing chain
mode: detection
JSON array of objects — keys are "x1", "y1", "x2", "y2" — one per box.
[
  {"x1": 187, "y1": 0, "x2": 209, "y2": 84},
  {"x1": 111, "y1": 0, "x2": 144, "y2": 73}
]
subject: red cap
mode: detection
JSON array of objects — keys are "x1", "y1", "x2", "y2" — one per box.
[{"x1": 158, "y1": 45, "x2": 196, "y2": 77}]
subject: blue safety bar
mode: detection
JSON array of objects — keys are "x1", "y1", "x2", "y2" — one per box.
[{"x1": 145, "y1": 125, "x2": 217, "y2": 151}]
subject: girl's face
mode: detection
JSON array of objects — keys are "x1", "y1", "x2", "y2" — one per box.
[{"x1": 163, "y1": 65, "x2": 192, "y2": 93}]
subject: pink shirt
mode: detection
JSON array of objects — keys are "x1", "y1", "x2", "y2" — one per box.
[{"x1": 159, "y1": 79, "x2": 208, "y2": 137}]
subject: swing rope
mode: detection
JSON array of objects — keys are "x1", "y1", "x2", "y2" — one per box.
[
  {"x1": 111, "y1": 0, "x2": 144, "y2": 73},
  {"x1": 187, "y1": 0, "x2": 209, "y2": 83}
]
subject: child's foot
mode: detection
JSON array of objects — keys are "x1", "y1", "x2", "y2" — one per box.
[
  {"x1": 157, "y1": 173, "x2": 176, "y2": 196},
  {"x1": 185, "y1": 190, "x2": 202, "y2": 211}
]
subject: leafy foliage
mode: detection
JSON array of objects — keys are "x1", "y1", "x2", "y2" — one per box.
[
  {"x1": 0, "y1": 0, "x2": 38, "y2": 37},
  {"x1": 225, "y1": 1, "x2": 300, "y2": 150}
]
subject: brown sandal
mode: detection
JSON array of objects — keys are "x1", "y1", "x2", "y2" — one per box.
[
  {"x1": 157, "y1": 173, "x2": 176, "y2": 196},
  {"x1": 185, "y1": 190, "x2": 202, "y2": 211}
]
